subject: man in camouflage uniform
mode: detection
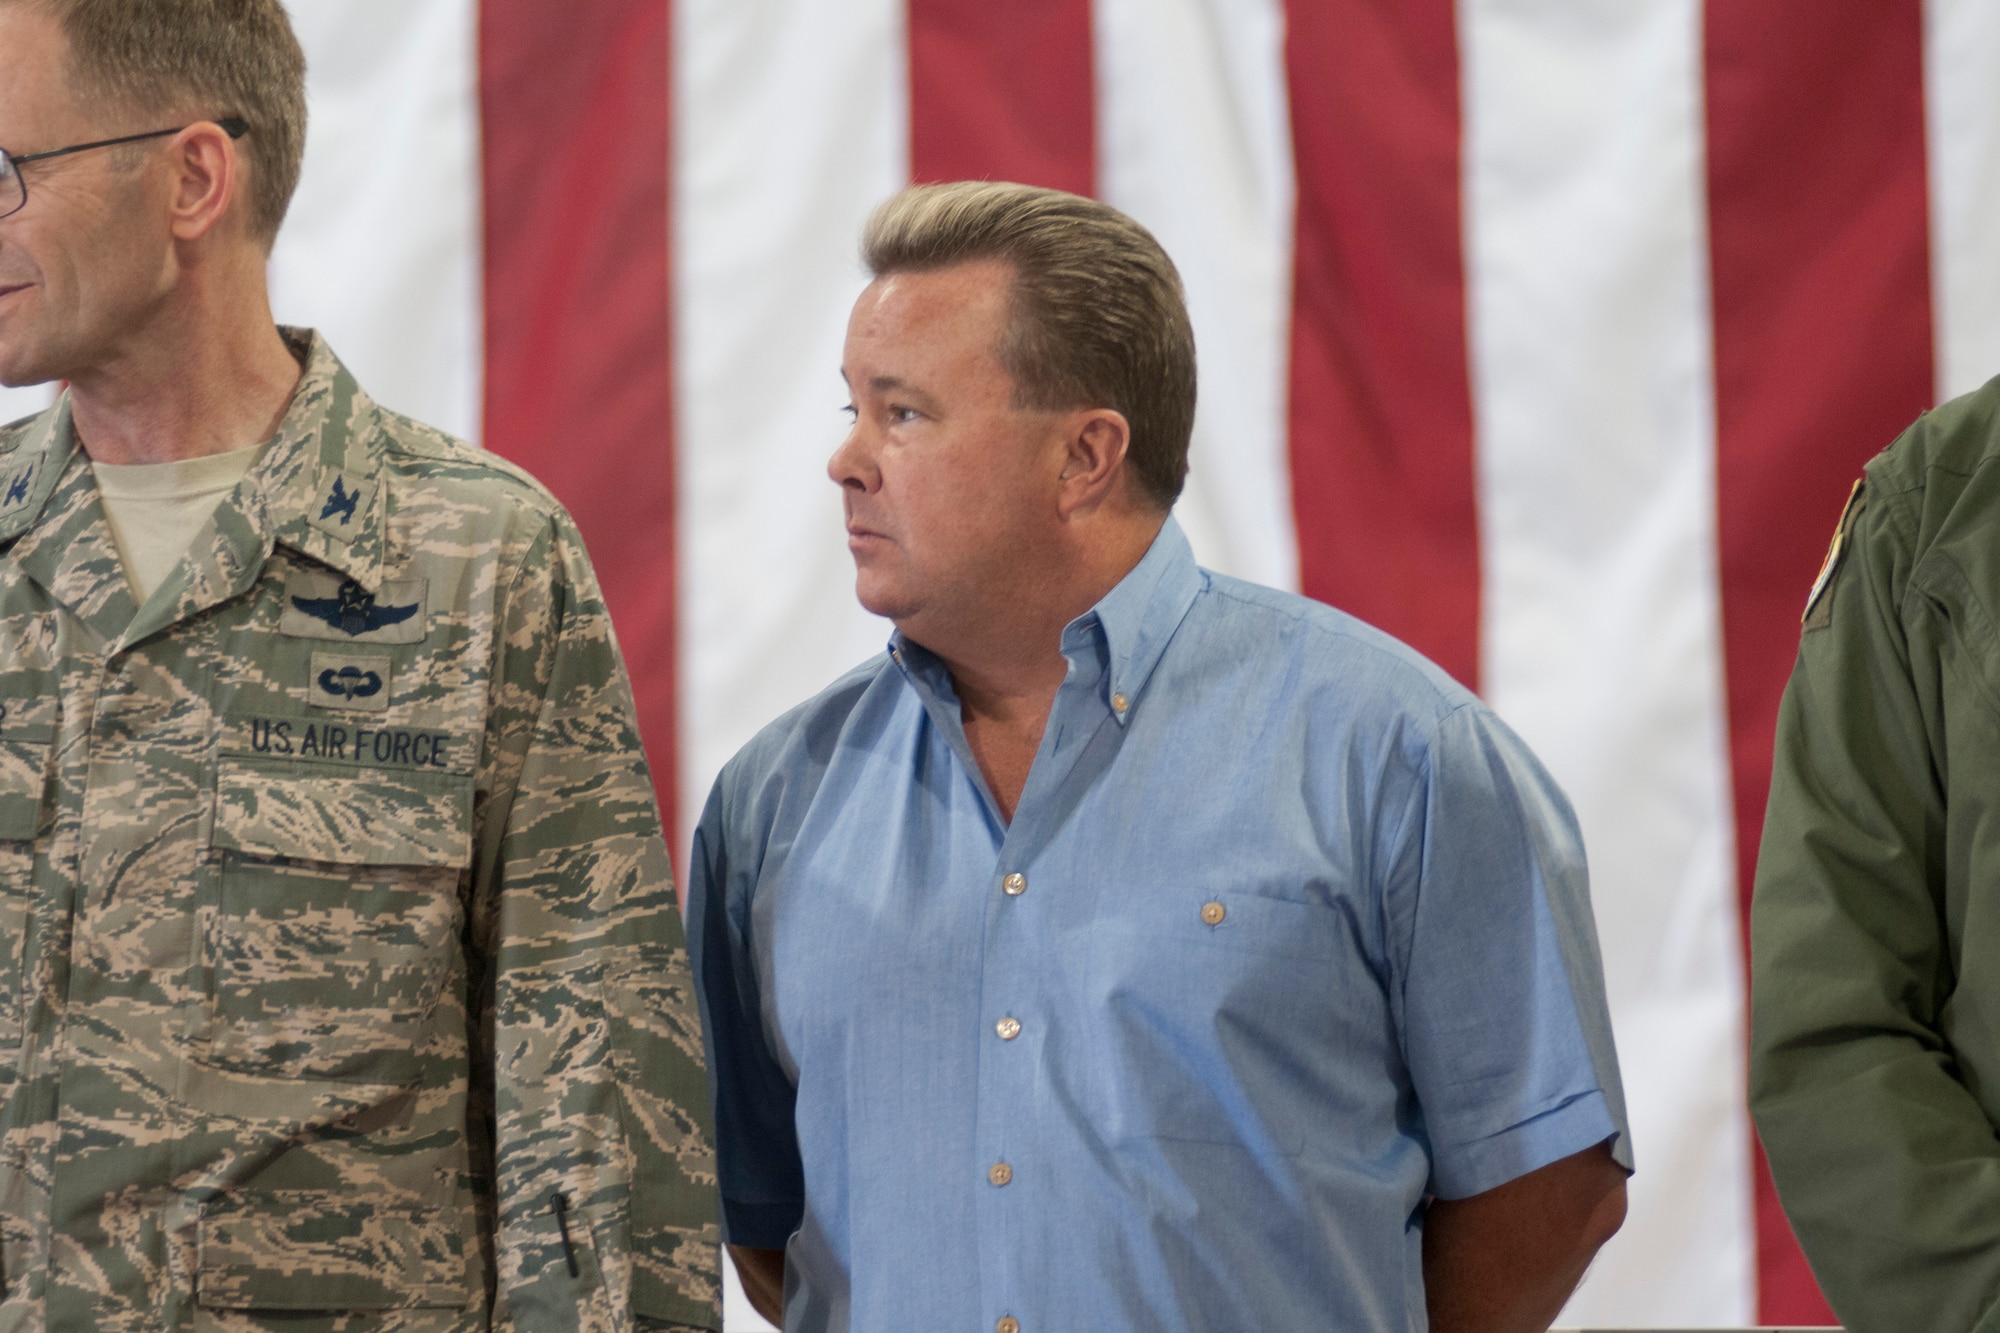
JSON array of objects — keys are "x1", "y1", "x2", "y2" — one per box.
[{"x1": 0, "y1": 1, "x2": 718, "y2": 1328}]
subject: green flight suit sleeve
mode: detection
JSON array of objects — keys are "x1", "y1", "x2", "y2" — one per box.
[
  {"x1": 1750, "y1": 474, "x2": 2000, "y2": 1333},
  {"x1": 471, "y1": 511, "x2": 721, "y2": 1331}
]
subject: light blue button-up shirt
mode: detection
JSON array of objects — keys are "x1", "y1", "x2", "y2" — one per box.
[{"x1": 689, "y1": 518, "x2": 1629, "y2": 1332}]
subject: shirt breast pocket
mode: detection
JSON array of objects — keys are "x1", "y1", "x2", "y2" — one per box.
[
  {"x1": 202, "y1": 754, "x2": 474, "y2": 1084},
  {"x1": 1082, "y1": 889, "x2": 1356, "y2": 1156}
]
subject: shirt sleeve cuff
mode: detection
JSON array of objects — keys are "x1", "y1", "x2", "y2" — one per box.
[
  {"x1": 722, "y1": 1196, "x2": 804, "y2": 1250},
  {"x1": 1428, "y1": 1088, "x2": 1625, "y2": 1200}
]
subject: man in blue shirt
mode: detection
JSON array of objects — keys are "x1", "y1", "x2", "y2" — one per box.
[{"x1": 689, "y1": 181, "x2": 1630, "y2": 1332}]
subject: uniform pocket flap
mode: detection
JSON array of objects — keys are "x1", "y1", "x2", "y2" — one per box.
[
  {"x1": 0, "y1": 698, "x2": 54, "y2": 840},
  {"x1": 0, "y1": 740, "x2": 50, "y2": 841},
  {"x1": 214, "y1": 756, "x2": 473, "y2": 868},
  {"x1": 196, "y1": 1192, "x2": 467, "y2": 1311}
]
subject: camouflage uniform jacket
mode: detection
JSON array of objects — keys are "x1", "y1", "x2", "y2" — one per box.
[{"x1": 0, "y1": 331, "x2": 719, "y2": 1332}]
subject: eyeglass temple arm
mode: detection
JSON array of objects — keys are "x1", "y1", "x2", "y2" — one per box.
[{"x1": 8, "y1": 117, "x2": 248, "y2": 169}]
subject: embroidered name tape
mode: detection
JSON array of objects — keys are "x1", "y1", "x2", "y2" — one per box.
[{"x1": 243, "y1": 716, "x2": 458, "y2": 771}]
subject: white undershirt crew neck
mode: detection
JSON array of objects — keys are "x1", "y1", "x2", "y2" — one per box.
[{"x1": 91, "y1": 443, "x2": 268, "y2": 604}]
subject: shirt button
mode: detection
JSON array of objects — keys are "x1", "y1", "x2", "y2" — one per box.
[
  {"x1": 1003, "y1": 872, "x2": 1027, "y2": 896},
  {"x1": 998, "y1": 1319, "x2": 1021, "y2": 1333},
  {"x1": 988, "y1": 1162, "x2": 1013, "y2": 1187},
  {"x1": 1201, "y1": 900, "x2": 1226, "y2": 925},
  {"x1": 1111, "y1": 692, "x2": 1129, "y2": 713},
  {"x1": 996, "y1": 1016, "x2": 1022, "y2": 1040}
]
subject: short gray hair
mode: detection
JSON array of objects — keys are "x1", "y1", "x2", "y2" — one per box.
[
  {"x1": 27, "y1": 0, "x2": 307, "y2": 245},
  {"x1": 863, "y1": 181, "x2": 1196, "y2": 509}
]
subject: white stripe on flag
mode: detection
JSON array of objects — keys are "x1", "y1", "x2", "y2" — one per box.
[
  {"x1": 0, "y1": 382, "x2": 52, "y2": 430},
  {"x1": 1093, "y1": 0, "x2": 1298, "y2": 589},
  {"x1": 1926, "y1": 0, "x2": 2000, "y2": 402},
  {"x1": 272, "y1": 0, "x2": 482, "y2": 444},
  {"x1": 674, "y1": 0, "x2": 906, "y2": 878},
  {"x1": 1460, "y1": 0, "x2": 1754, "y2": 1322},
  {"x1": 672, "y1": 6, "x2": 906, "y2": 1315}
]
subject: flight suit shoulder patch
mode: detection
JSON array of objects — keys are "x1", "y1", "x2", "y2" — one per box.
[{"x1": 1804, "y1": 478, "x2": 1867, "y2": 631}]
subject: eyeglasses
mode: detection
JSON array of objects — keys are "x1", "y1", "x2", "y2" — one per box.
[{"x1": 0, "y1": 116, "x2": 247, "y2": 221}]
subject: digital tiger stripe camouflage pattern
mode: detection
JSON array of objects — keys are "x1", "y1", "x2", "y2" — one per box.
[{"x1": 0, "y1": 330, "x2": 720, "y2": 1330}]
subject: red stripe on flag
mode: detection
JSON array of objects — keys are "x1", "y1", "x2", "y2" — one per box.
[
  {"x1": 1704, "y1": 3, "x2": 1934, "y2": 1321},
  {"x1": 907, "y1": 0, "x2": 1094, "y2": 194},
  {"x1": 479, "y1": 0, "x2": 680, "y2": 859},
  {"x1": 1284, "y1": 1, "x2": 1479, "y2": 689}
]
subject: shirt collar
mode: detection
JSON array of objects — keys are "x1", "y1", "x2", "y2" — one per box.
[
  {"x1": 889, "y1": 514, "x2": 1204, "y2": 728},
  {"x1": 1063, "y1": 515, "x2": 1202, "y2": 726}
]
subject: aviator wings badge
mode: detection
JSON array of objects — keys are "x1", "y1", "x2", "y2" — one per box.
[
  {"x1": 292, "y1": 578, "x2": 418, "y2": 636},
  {"x1": 279, "y1": 569, "x2": 428, "y2": 644}
]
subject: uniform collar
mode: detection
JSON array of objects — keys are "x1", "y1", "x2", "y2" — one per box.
[
  {"x1": 0, "y1": 394, "x2": 79, "y2": 543},
  {"x1": 0, "y1": 328, "x2": 392, "y2": 652},
  {"x1": 252, "y1": 327, "x2": 390, "y2": 590},
  {"x1": 0, "y1": 399, "x2": 136, "y2": 646}
]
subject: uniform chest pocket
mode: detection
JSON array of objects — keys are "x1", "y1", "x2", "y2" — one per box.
[
  {"x1": 203, "y1": 755, "x2": 475, "y2": 1084},
  {"x1": 0, "y1": 696, "x2": 54, "y2": 843},
  {"x1": 196, "y1": 1191, "x2": 469, "y2": 1313},
  {"x1": 0, "y1": 735, "x2": 49, "y2": 845}
]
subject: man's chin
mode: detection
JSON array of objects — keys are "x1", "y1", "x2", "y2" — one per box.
[
  {"x1": 852, "y1": 574, "x2": 920, "y2": 624},
  {"x1": 0, "y1": 342, "x2": 55, "y2": 391}
]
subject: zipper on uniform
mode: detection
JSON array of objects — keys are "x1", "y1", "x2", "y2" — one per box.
[{"x1": 549, "y1": 1190, "x2": 580, "y2": 1277}]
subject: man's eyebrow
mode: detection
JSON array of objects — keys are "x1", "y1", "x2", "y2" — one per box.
[
  {"x1": 852, "y1": 374, "x2": 941, "y2": 407},
  {"x1": 835, "y1": 370, "x2": 916, "y2": 392}
]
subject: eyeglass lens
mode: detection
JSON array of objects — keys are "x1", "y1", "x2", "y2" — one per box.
[{"x1": 0, "y1": 154, "x2": 20, "y2": 220}]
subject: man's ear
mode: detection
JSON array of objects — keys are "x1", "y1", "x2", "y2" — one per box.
[
  {"x1": 1056, "y1": 407, "x2": 1132, "y2": 519},
  {"x1": 166, "y1": 120, "x2": 242, "y2": 244}
]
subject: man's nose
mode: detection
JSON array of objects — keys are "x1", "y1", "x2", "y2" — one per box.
[{"x1": 828, "y1": 424, "x2": 876, "y2": 491}]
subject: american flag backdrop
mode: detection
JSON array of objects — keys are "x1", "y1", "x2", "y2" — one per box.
[{"x1": 4, "y1": 1, "x2": 1995, "y2": 1326}]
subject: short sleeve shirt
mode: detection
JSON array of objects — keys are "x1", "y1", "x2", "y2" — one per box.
[{"x1": 689, "y1": 517, "x2": 1628, "y2": 1333}]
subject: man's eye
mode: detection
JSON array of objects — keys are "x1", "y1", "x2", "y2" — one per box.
[
  {"x1": 840, "y1": 403, "x2": 858, "y2": 421},
  {"x1": 888, "y1": 405, "x2": 920, "y2": 425}
]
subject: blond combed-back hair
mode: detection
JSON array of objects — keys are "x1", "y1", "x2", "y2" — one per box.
[
  {"x1": 863, "y1": 181, "x2": 1197, "y2": 509},
  {"x1": 26, "y1": 0, "x2": 306, "y2": 245}
]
